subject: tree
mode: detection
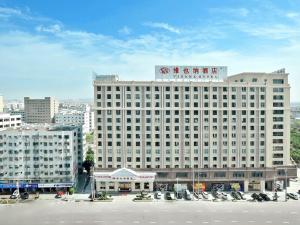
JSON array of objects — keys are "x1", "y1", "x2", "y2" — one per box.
[{"x1": 83, "y1": 148, "x2": 95, "y2": 174}]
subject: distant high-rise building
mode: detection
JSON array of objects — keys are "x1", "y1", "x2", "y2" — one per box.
[{"x1": 24, "y1": 97, "x2": 58, "y2": 123}]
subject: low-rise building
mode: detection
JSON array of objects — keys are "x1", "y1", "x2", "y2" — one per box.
[
  {"x1": 0, "y1": 113, "x2": 22, "y2": 130},
  {"x1": 0, "y1": 124, "x2": 83, "y2": 190}
]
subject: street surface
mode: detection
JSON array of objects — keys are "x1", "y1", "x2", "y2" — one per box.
[{"x1": 1, "y1": 196, "x2": 300, "y2": 225}]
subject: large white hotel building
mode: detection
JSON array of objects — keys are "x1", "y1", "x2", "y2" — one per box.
[{"x1": 93, "y1": 66, "x2": 296, "y2": 192}]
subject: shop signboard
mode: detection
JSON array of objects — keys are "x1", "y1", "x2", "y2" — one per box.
[
  {"x1": 193, "y1": 182, "x2": 206, "y2": 191},
  {"x1": 155, "y1": 65, "x2": 227, "y2": 81},
  {"x1": 38, "y1": 183, "x2": 73, "y2": 188},
  {"x1": 0, "y1": 183, "x2": 38, "y2": 189},
  {"x1": 211, "y1": 183, "x2": 225, "y2": 191}
]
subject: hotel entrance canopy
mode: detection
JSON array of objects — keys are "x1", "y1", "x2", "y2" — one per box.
[
  {"x1": 94, "y1": 168, "x2": 156, "y2": 182},
  {"x1": 94, "y1": 168, "x2": 156, "y2": 192}
]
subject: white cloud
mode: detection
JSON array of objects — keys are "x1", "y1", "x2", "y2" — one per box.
[
  {"x1": 36, "y1": 24, "x2": 62, "y2": 33},
  {"x1": 0, "y1": 7, "x2": 22, "y2": 17},
  {"x1": 286, "y1": 12, "x2": 299, "y2": 19},
  {"x1": 144, "y1": 22, "x2": 180, "y2": 34},
  {"x1": 118, "y1": 26, "x2": 131, "y2": 35}
]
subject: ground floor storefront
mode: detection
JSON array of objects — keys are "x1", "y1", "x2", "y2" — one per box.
[
  {"x1": 94, "y1": 168, "x2": 156, "y2": 192},
  {"x1": 0, "y1": 182, "x2": 74, "y2": 194}
]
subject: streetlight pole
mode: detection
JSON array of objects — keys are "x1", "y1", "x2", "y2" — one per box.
[
  {"x1": 192, "y1": 167, "x2": 195, "y2": 194},
  {"x1": 176, "y1": 178, "x2": 179, "y2": 199},
  {"x1": 90, "y1": 166, "x2": 95, "y2": 201},
  {"x1": 285, "y1": 168, "x2": 288, "y2": 202},
  {"x1": 197, "y1": 169, "x2": 200, "y2": 195}
]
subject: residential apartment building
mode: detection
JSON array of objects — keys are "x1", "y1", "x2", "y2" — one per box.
[
  {"x1": 0, "y1": 113, "x2": 22, "y2": 130},
  {"x1": 0, "y1": 125, "x2": 83, "y2": 188},
  {"x1": 93, "y1": 67, "x2": 296, "y2": 192},
  {"x1": 24, "y1": 97, "x2": 58, "y2": 123},
  {"x1": 55, "y1": 109, "x2": 91, "y2": 133},
  {"x1": 9, "y1": 110, "x2": 25, "y2": 121},
  {"x1": 59, "y1": 102, "x2": 95, "y2": 132}
]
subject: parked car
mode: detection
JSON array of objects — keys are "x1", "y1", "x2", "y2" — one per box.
[
  {"x1": 211, "y1": 190, "x2": 222, "y2": 199},
  {"x1": 165, "y1": 192, "x2": 172, "y2": 200},
  {"x1": 10, "y1": 190, "x2": 20, "y2": 199},
  {"x1": 193, "y1": 192, "x2": 200, "y2": 200},
  {"x1": 154, "y1": 191, "x2": 162, "y2": 199},
  {"x1": 237, "y1": 191, "x2": 246, "y2": 200},
  {"x1": 287, "y1": 193, "x2": 298, "y2": 200},
  {"x1": 231, "y1": 191, "x2": 241, "y2": 200},
  {"x1": 200, "y1": 191, "x2": 209, "y2": 200},
  {"x1": 251, "y1": 193, "x2": 263, "y2": 202},
  {"x1": 55, "y1": 191, "x2": 65, "y2": 199},
  {"x1": 220, "y1": 192, "x2": 228, "y2": 201},
  {"x1": 184, "y1": 190, "x2": 192, "y2": 200},
  {"x1": 259, "y1": 193, "x2": 271, "y2": 201},
  {"x1": 175, "y1": 192, "x2": 183, "y2": 199},
  {"x1": 20, "y1": 192, "x2": 29, "y2": 200}
]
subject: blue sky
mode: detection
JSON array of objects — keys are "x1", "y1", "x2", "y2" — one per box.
[{"x1": 0, "y1": 0, "x2": 300, "y2": 101}]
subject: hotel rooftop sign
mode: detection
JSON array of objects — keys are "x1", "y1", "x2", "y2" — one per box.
[{"x1": 155, "y1": 65, "x2": 227, "y2": 81}]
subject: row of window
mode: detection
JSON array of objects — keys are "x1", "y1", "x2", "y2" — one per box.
[{"x1": 97, "y1": 86, "x2": 266, "y2": 92}]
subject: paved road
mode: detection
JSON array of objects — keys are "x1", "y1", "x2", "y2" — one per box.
[{"x1": 1, "y1": 198, "x2": 300, "y2": 225}]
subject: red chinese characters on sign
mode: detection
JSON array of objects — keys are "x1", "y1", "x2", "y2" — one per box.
[
  {"x1": 183, "y1": 67, "x2": 189, "y2": 74},
  {"x1": 211, "y1": 67, "x2": 217, "y2": 74},
  {"x1": 192, "y1": 68, "x2": 199, "y2": 74},
  {"x1": 173, "y1": 67, "x2": 179, "y2": 74},
  {"x1": 156, "y1": 66, "x2": 226, "y2": 80},
  {"x1": 203, "y1": 68, "x2": 208, "y2": 74},
  {"x1": 160, "y1": 67, "x2": 170, "y2": 74}
]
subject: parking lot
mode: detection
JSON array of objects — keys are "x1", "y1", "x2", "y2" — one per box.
[
  {"x1": 1, "y1": 173, "x2": 300, "y2": 225},
  {"x1": 1, "y1": 195, "x2": 300, "y2": 225}
]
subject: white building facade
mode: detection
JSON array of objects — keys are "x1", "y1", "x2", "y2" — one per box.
[
  {"x1": 93, "y1": 67, "x2": 296, "y2": 192},
  {"x1": 55, "y1": 109, "x2": 90, "y2": 133},
  {"x1": 0, "y1": 125, "x2": 83, "y2": 189},
  {"x1": 0, "y1": 113, "x2": 22, "y2": 130}
]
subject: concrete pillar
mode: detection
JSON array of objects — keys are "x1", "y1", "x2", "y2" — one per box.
[
  {"x1": 260, "y1": 180, "x2": 265, "y2": 192},
  {"x1": 244, "y1": 180, "x2": 249, "y2": 192},
  {"x1": 114, "y1": 182, "x2": 118, "y2": 192},
  {"x1": 150, "y1": 182, "x2": 153, "y2": 192},
  {"x1": 95, "y1": 181, "x2": 99, "y2": 192},
  {"x1": 105, "y1": 182, "x2": 109, "y2": 192}
]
